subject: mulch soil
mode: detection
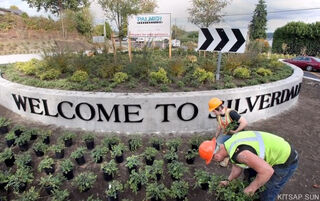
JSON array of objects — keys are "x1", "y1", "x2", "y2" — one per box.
[{"x1": 0, "y1": 78, "x2": 319, "y2": 201}]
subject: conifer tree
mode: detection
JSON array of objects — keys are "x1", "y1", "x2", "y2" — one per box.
[{"x1": 249, "y1": 0, "x2": 267, "y2": 40}]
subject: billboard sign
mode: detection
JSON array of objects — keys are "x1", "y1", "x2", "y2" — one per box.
[{"x1": 128, "y1": 13, "x2": 171, "y2": 38}]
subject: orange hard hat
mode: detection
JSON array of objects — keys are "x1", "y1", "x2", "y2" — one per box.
[
  {"x1": 208, "y1": 98, "x2": 222, "y2": 112},
  {"x1": 199, "y1": 138, "x2": 216, "y2": 165}
]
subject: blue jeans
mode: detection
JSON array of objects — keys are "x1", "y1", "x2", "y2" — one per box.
[
  {"x1": 217, "y1": 134, "x2": 232, "y2": 145},
  {"x1": 259, "y1": 159, "x2": 298, "y2": 201}
]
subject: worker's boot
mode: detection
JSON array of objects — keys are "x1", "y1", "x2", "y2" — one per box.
[{"x1": 219, "y1": 157, "x2": 229, "y2": 167}]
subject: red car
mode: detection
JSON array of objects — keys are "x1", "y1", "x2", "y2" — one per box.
[{"x1": 284, "y1": 56, "x2": 320, "y2": 71}]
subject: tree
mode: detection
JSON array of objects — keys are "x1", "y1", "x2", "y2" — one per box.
[
  {"x1": 171, "y1": 25, "x2": 187, "y2": 39},
  {"x1": 22, "y1": 0, "x2": 89, "y2": 38},
  {"x1": 98, "y1": 0, "x2": 157, "y2": 47},
  {"x1": 74, "y1": 7, "x2": 93, "y2": 37},
  {"x1": 188, "y1": 0, "x2": 228, "y2": 28},
  {"x1": 249, "y1": 0, "x2": 267, "y2": 40}
]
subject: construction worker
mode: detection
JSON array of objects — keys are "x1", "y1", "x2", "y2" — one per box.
[
  {"x1": 208, "y1": 97, "x2": 248, "y2": 166},
  {"x1": 199, "y1": 131, "x2": 299, "y2": 201}
]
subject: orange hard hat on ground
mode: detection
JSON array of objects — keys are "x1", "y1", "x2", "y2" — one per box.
[
  {"x1": 208, "y1": 98, "x2": 222, "y2": 112},
  {"x1": 199, "y1": 138, "x2": 216, "y2": 165}
]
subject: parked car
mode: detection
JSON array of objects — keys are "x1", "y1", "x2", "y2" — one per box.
[{"x1": 284, "y1": 56, "x2": 320, "y2": 71}]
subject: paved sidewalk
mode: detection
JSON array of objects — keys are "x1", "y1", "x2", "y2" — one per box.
[{"x1": 0, "y1": 54, "x2": 41, "y2": 64}]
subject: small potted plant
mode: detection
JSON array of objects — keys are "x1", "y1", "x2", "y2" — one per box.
[
  {"x1": 194, "y1": 170, "x2": 211, "y2": 190},
  {"x1": 5, "y1": 131, "x2": 16, "y2": 147},
  {"x1": 26, "y1": 128, "x2": 38, "y2": 141},
  {"x1": 60, "y1": 131, "x2": 76, "y2": 147},
  {"x1": 170, "y1": 180, "x2": 189, "y2": 201},
  {"x1": 125, "y1": 155, "x2": 141, "y2": 174},
  {"x1": 91, "y1": 145, "x2": 108, "y2": 163},
  {"x1": 13, "y1": 125, "x2": 25, "y2": 137},
  {"x1": 102, "y1": 135, "x2": 120, "y2": 150},
  {"x1": 16, "y1": 132, "x2": 31, "y2": 151},
  {"x1": 149, "y1": 137, "x2": 164, "y2": 151},
  {"x1": 128, "y1": 136, "x2": 142, "y2": 151},
  {"x1": 0, "y1": 148, "x2": 15, "y2": 167},
  {"x1": 105, "y1": 180, "x2": 124, "y2": 201},
  {"x1": 39, "y1": 130, "x2": 52, "y2": 144},
  {"x1": 146, "y1": 183, "x2": 169, "y2": 201},
  {"x1": 189, "y1": 135, "x2": 203, "y2": 150},
  {"x1": 17, "y1": 186, "x2": 39, "y2": 201},
  {"x1": 185, "y1": 149, "x2": 198, "y2": 164},
  {"x1": 0, "y1": 170, "x2": 11, "y2": 191},
  {"x1": 0, "y1": 117, "x2": 10, "y2": 134},
  {"x1": 70, "y1": 147, "x2": 86, "y2": 165},
  {"x1": 82, "y1": 133, "x2": 95, "y2": 150},
  {"x1": 166, "y1": 138, "x2": 182, "y2": 152},
  {"x1": 16, "y1": 152, "x2": 32, "y2": 168},
  {"x1": 38, "y1": 156, "x2": 55, "y2": 175},
  {"x1": 127, "y1": 169, "x2": 147, "y2": 194},
  {"x1": 167, "y1": 161, "x2": 189, "y2": 181},
  {"x1": 164, "y1": 150, "x2": 178, "y2": 163},
  {"x1": 101, "y1": 159, "x2": 118, "y2": 181},
  {"x1": 50, "y1": 143, "x2": 65, "y2": 159},
  {"x1": 7, "y1": 167, "x2": 34, "y2": 193},
  {"x1": 72, "y1": 171, "x2": 97, "y2": 192},
  {"x1": 111, "y1": 143, "x2": 127, "y2": 163},
  {"x1": 33, "y1": 141, "x2": 48, "y2": 157},
  {"x1": 60, "y1": 159, "x2": 75, "y2": 180},
  {"x1": 39, "y1": 174, "x2": 65, "y2": 195},
  {"x1": 143, "y1": 147, "x2": 158, "y2": 165},
  {"x1": 51, "y1": 189, "x2": 70, "y2": 201},
  {"x1": 87, "y1": 195, "x2": 102, "y2": 201}
]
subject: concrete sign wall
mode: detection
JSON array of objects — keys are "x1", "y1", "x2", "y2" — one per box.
[{"x1": 0, "y1": 63, "x2": 303, "y2": 134}]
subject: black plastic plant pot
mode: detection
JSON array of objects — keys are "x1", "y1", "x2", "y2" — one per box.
[
  {"x1": 186, "y1": 158, "x2": 195, "y2": 165},
  {"x1": 34, "y1": 149, "x2": 44, "y2": 157},
  {"x1": 55, "y1": 150, "x2": 65, "y2": 159},
  {"x1": 108, "y1": 194, "x2": 119, "y2": 201},
  {"x1": 45, "y1": 186, "x2": 54, "y2": 195},
  {"x1": 4, "y1": 157, "x2": 15, "y2": 167},
  {"x1": 166, "y1": 159, "x2": 174, "y2": 164},
  {"x1": 44, "y1": 165, "x2": 55, "y2": 175},
  {"x1": 19, "y1": 142, "x2": 29, "y2": 152},
  {"x1": 30, "y1": 134, "x2": 37, "y2": 140},
  {"x1": 64, "y1": 139, "x2": 72, "y2": 147},
  {"x1": 18, "y1": 182, "x2": 27, "y2": 193},
  {"x1": 115, "y1": 155, "x2": 124, "y2": 163},
  {"x1": 128, "y1": 166, "x2": 137, "y2": 174},
  {"x1": 176, "y1": 196, "x2": 187, "y2": 201},
  {"x1": 25, "y1": 161, "x2": 32, "y2": 167},
  {"x1": 6, "y1": 139, "x2": 15, "y2": 147},
  {"x1": 63, "y1": 169, "x2": 74, "y2": 180},
  {"x1": 0, "y1": 182, "x2": 8, "y2": 191},
  {"x1": 145, "y1": 157, "x2": 155, "y2": 165},
  {"x1": 86, "y1": 140, "x2": 94, "y2": 150},
  {"x1": 109, "y1": 142, "x2": 117, "y2": 150},
  {"x1": 14, "y1": 129, "x2": 23, "y2": 137},
  {"x1": 200, "y1": 183, "x2": 209, "y2": 190},
  {"x1": 63, "y1": 170, "x2": 74, "y2": 180},
  {"x1": 152, "y1": 143, "x2": 160, "y2": 151},
  {"x1": 0, "y1": 126, "x2": 8, "y2": 135},
  {"x1": 43, "y1": 136, "x2": 50, "y2": 144},
  {"x1": 96, "y1": 156, "x2": 103, "y2": 164},
  {"x1": 75, "y1": 156, "x2": 86, "y2": 165},
  {"x1": 151, "y1": 197, "x2": 162, "y2": 201},
  {"x1": 171, "y1": 175, "x2": 179, "y2": 181},
  {"x1": 137, "y1": 182, "x2": 142, "y2": 191},
  {"x1": 191, "y1": 144, "x2": 198, "y2": 150},
  {"x1": 156, "y1": 173, "x2": 162, "y2": 181},
  {"x1": 82, "y1": 187, "x2": 90, "y2": 192},
  {"x1": 103, "y1": 172, "x2": 113, "y2": 181}
]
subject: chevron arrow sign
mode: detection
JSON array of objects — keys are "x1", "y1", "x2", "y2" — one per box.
[{"x1": 197, "y1": 28, "x2": 247, "y2": 53}]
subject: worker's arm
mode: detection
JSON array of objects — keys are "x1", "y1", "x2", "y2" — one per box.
[
  {"x1": 237, "y1": 150, "x2": 274, "y2": 196},
  {"x1": 220, "y1": 164, "x2": 243, "y2": 186},
  {"x1": 230, "y1": 117, "x2": 248, "y2": 134},
  {"x1": 215, "y1": 125, "x2": 222, "y2": 138}
]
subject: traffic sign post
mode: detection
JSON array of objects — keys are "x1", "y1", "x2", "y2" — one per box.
[{"x1": 197, "y1": 28, "x2": 247, "y2": 80}]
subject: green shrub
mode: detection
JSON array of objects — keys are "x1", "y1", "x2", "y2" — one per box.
[
  {"x1": 149, "y1": 68, "x2": 170, "y2": 85},
  {"x1": 192, "y1": 67, "x2": 214, "y2": 84},
  {"x1": 39, "y1": 69, "x2": 61, "y2": 80},
  {"x1": 168, "y1": 58, "x2": 185, "y2": 77},
  {"x1": 256, "y1": 67, "x2": 272, "y2": 76},
  {"x1": 17, "y1": 186, "x2": 39, "y2": 201},
  {"x1": 15, "y1": 59, "x2": 39, "y2": 75},
  {"x1": 98, "y1": 64, "x2": 122, "y2": 79},
  {"x1": 70, "y1": 70, "x2": 89, "y2": 82},
  {"x1": 113, "y1": 72, "x2": 128, "y2": 84},
  {"x1": 72, "y1": 172, "x2": 97, "y2": 192},
  {"x1": 233, "y1": 67, "x2": 250, "y2": 79}
]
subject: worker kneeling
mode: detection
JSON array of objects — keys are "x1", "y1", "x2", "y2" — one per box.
[{"x1": 199, "y1": 131, "x2": 298, "y2": 201}]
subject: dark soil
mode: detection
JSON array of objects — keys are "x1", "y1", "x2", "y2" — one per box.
[{"x1": 0, "y1": 78, "x2": 319, "y2": 201}]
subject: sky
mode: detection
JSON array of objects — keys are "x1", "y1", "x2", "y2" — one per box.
[{"x1": 1, "y1": 0, "x2": 320, "y2": 33}]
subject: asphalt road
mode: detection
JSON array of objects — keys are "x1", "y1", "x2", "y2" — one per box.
[{"x1": 303, "y1": 71, "x2": 320, "y2": 81}]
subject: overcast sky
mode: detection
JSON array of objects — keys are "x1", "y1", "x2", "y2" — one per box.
[{"x1": 1, "y1": 0, "x2": 320, "y2": 32}]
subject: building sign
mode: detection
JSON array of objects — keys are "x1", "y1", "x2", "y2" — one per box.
[
  {"x1": 92, "y1": 36, "x2": 105, "y2": 43},
  {"x1": 128, "y1": 13, "x2": 171, "y2": 38}
]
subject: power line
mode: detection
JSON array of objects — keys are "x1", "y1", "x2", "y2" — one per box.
[{"x1": 223, "y1": 7, "x2": 320, "y2": 17}]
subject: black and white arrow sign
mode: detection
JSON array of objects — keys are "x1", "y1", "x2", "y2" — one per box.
[{"x1": 197, "y1": 28, "x2": 247, "y2": 53}]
